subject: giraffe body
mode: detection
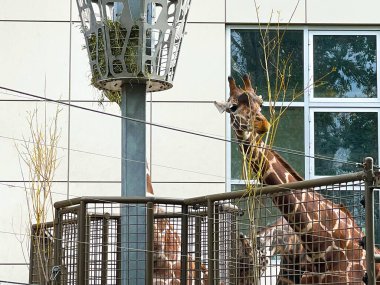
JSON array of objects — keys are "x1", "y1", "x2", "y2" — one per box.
[
  {"x1": 148, "y1": 169, "x2": 208, "y2": 285},
  {"x1": 258, "y1": 217, "x2": 307, "y2": 285}
]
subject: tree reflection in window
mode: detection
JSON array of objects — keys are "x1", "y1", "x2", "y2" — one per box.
[
  {"x1": 314, "y1": 112, "x2": 378, "y2": 176},
  {"x1": 231, "y1": 29, "x2": 304, "y2": 102},
  {"x1": 314, "y1": 35, "x2": 377, "y2": 98}
]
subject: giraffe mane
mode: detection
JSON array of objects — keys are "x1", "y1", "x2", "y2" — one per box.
[{"x1": 271, "y1": 150, "x2": 304, "y2": 182}]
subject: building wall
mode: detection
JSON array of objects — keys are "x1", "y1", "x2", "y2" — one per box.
[{"x1": 0, "y1": 0, "x2": 379, "y2": 282}]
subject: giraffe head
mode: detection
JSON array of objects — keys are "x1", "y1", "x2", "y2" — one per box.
[{"x1": 215, "y1": 74, "x2": 270, "y2": 141}]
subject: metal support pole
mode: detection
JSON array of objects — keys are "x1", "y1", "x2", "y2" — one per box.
[
  {"x1": 121, "y1": 83, "x2": 147, "y2": 198},
  {"x1": 121, "y1": 83, "x2": 147, "y2": 285},
  {"x1": 364, "y1": 157, "x2": 376, "y2": 285}
]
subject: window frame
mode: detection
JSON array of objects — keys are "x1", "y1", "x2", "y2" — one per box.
[
  {"x1": 308, "y1": 30, "x2": 380, "y2": 103},
  {"x1": 227, "y1": 26, "x2": 380, "y2": 189},
  {"x1": 309, "y1": 107, "x2": 380, "y2": 179}
]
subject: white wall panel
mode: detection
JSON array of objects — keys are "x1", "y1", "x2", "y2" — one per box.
[
  {"x1": 188, "y1": 0, "x2": 225, "y2": 23},
  {"x1": 226, "y1": 0, "x2": 306, "y2": 24},
  {"x1": 0, "y1": 101, "x2": 69, "y2": 181},
  {"x1": 157, "y1": 23, "x2": 226, "y2": 102},
  {"x1": 70, "y1": 0, "x2": 226, "y2": 25},
  {"x1": 0, "y1": 0, "x2": 71, "y2": 21},
  {"x1": 69, "y1": 102, "x2": 121, "y2": 181},
  {"x1": 70, "y1": 24, "x2": 103, "y2": 101},
  {"x1": 151, "y1": 182, "x2": 225, "y2": 198},
  {"x1": 151, "y1": 102, "x2": 225, "y2": 183},
  {"x1": 69, "y1": 182, "x2": 121, "y2": 197},
  {"x1": 0, "y1": 22, "x2": 70, "y2": 101},
  {"x1": 307, "y1": 0, "x2": 380, "y2": 24}
]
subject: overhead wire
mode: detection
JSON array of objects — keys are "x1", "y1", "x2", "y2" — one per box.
[
  {"x1": 0, "y1": 86, "x2": 365, "y2": 168},
  {"x1": 0, "y1": 86, "x2": 371, "y2": 255},
  {"x1": 0, "y1": 133, "x2": 225, "y2": 180},
  {"x1": 0, "y1": 280, "x2": 35, "y2": 285},
  {"x1": 0, "y1": 89, "x2": 374, "y2": 284}
]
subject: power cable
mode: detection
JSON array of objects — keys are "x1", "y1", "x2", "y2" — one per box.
[
  {"x1": 0, "y1": 280, "x2": 35, "y2": 285},
  {"x1": 0, "y1": 133, "x2": 225, "y2": 180},
  {"x1": 0, "y1": 87, "x2": 364, "y2": 168}
]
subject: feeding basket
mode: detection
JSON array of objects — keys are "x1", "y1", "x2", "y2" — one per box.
[{"x1": 76, "y1": 0, "x2": 191, "y2": 98}]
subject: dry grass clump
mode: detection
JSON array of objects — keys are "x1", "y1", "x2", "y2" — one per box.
[
  {"x1": 87, "y1": 21, "x2": 140, "y2": 104},
  {"x1": 17, "y1": 107, "x2": 61, "y2": 284}
]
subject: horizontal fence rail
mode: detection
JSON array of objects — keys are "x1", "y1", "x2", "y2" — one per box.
[{"x1": 29, "y1": 169, "x2": 380, "y2": 285}]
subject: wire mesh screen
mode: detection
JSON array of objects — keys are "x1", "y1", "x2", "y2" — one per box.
[
  {"x1": 221, "y1": 180, "x2": 367, "y2": 285},
  {"x1": 60, "y1": 210, "x2": 80, "y2": 285},
  {"x1": 187, "y1": 205, "x2": 209, "y2": 285},
  {"x1": 85, "y1": 212, "x2": 120, "y2": 285},
  {"x1": 36, "y1": 173, "x2": 379, "y2": 285}
]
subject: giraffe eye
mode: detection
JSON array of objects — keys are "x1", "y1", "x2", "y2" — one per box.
[{"x1": 229, "y1": 104, "x2": 238, "y2": 112}]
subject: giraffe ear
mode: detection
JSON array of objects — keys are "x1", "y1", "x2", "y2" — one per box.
[{"x1": 214, "y1": 101, "x2": 230, "y2": 113}]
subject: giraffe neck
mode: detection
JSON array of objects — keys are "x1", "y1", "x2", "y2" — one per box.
[
  {"x1": 236, "y1": 131, "x2": 372, "y2": 283},
  {"x1": 238, "y1": 132, "x2": 303, "y2": 185}
]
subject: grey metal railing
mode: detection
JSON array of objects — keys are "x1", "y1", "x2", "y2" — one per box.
[{"x1": 29, "y1": 167, "x2": 380, "y2": 285}]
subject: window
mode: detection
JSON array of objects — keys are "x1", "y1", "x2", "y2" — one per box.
[
  {"x1": 311, "y1": 110, "x2": 378, "y2": 176},
  {"x1": 228, "y1": 28, "x2": 380, "y2": 244},
  {"x1": 230, "y1": 29, "x2": 305, "y2": 181},
  {"x1": 229, "y1": 28, "x2": 380, "y2": 182}
]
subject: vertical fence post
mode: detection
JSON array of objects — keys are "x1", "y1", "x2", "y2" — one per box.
[
  {"x1": 29, "y1": 225, "x2": 35, "y2": 284},
  {"x1": 53, "y1": 208, "x2": 61, "y2": 285},
  {"x1": 181, "y1": 205, "x2": 189, "y2": 285},
  {"x1": 78, "y1": 201, "x2": 87, "y2": 285},
  {"x1": 207, "y1": 199, "x2": 214, "y2": 285},
  {"x1": 117, "y1": 217, "x2": 121, "y2": 285},
  {"x1": 230, "y1": 214, "x2": 237, "y2": 285},
  {"x1": 101, "y1": 214, "x2": 110, "y2": 285},
  {"x1": 364, "y1": 157, "x2": 376, "y2": 285},
  {"x1": 214, "y1": 204, "x2": 220, "y2": 282},
  {"x1": 195, "y1": 214, "x2": 202, "y2": 285},
  {"x1": 146, "y1": 202, "x2": 154, "y2": 285}
]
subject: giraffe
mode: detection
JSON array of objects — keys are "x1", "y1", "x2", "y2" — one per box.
[
  {"x1": 215, "y1": 74, "x2": 380, "y2": 284},
  {"x1": 257, "y1": 217, "x2": 308, "y2": 285},
  {"x1": 147, "y1": 168, "x2": 208, "y2": 285}
]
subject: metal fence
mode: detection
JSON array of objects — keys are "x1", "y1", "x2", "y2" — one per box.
[{"x1": 30, "y1": 167, "x2": 380, "y2": 285}]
